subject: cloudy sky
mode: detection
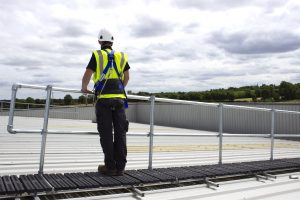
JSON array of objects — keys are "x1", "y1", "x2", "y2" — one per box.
[{"x1": 1, "y1": 0, "x2": 300, "y2": 99}]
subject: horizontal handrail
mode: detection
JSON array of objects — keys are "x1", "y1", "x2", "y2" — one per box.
[
  {"x1": 7, "y1": 128, "x2": 41, "y2": 134},
  {"x1": 127, "y1": 95, "x2": 150, "y2": 101},
  {"x1": 224, "y1": 104, "x2": 300, "y2": 114},
  {"x1": 223, "y1": 133, "x2": 270, "y2": 137},
  {"x1": 15, "y1": 83, "x2": 81, "y2": 93},
  {"x1": 273, "y1": 109, "x2": 300, "y2": 115},
  {"x1": 7, "y1": 128, "x2": 299, "y2": 138},
  {"x1": 275, "y1": 134, "x2": 300, "y2": 137},
  {"x1": 15, "y1": 83, "x2": 47, "y2": 90},
  {"x1": 153, "y1": 97, "x2": 218, "y2": 107},
  {"x1": 223, "y1": 104, "x2": 272, "y2": 112}
]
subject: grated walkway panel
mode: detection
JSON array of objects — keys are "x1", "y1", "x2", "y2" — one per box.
[
  {"x1": 125, "y1": 170, "x2": 161, "y2": 183},
  {"x1": 85, "y1": 172, "x2": 120, "y2": 187},
  {"x1": 138, "y1": 169, "x2": 176, "y2": 182},
  {"x1": 0, "y1": 177, "x2": 5, "y2": 195}
]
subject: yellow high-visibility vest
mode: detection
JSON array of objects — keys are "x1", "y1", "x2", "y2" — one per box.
[{"x1": 92, "y1": 49, "x2": 128, "y2": 99}]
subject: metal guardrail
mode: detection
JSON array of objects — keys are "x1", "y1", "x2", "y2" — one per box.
[{"x1": 6, "y1": 83, "x2": 300, "y2": 174}]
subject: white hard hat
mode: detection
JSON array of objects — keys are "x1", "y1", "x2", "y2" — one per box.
[{"x1": 98, "y1": 29, "x2": 114, "y2": 42}]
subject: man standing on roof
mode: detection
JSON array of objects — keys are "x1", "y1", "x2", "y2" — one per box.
[{"x1": 81, "y1": 29, "x2": 130, "y2": 176}]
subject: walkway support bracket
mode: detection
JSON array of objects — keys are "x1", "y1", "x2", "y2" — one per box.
[{"x1": 205, "y1": 178, "x2": 219, "y2": 188}]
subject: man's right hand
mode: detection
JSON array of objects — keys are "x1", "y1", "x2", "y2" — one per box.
[
  {"x1": 81, "y1": 88, "x2": 93, "y2": 94},
  {"x1": 81, "y1": 69, "x2": 94, "y2": 94}
]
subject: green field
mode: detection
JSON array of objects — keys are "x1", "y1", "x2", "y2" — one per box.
[
  {"x1": 234, "y1": 98, "x2": 300, "y2": 103},
  {"x1": 281, "y1": 99, "x2": 300, "y2": 103},
  {"x1": 234, "y1": 98, "x2": 253, "y2": 102}
]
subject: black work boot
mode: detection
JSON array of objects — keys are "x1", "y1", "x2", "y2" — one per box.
[{"x1": 98, "y1": 165, "x2": 117, "y2": 176}]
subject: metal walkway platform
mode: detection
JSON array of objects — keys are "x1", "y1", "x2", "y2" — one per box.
[{"x1": 1, "y1": 158, "x2": 300, "y2": 199}]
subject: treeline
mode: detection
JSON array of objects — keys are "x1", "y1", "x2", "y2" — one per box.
[
  {"x1": 0, "y1": 95, "x2": 95, "y2": 109},
  {"x1": 130, "y1": 81, "x2": 300, "y2": 102}
]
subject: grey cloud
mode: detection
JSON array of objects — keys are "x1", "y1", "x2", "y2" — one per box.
[
  {"x1": 134, "y1": 64, "x2": 247, "y2": 85},
  {"x1": 1, "y1": 57, "x2": 44, "y2": 69},
  {"x1": 0, "y1": 0, "x2": 39, "y2": 10},
  {"x1": 136, "y1": 68, "x2": 168, "y2": 79},
  {"x1": 0, "y1": 49, "x2": 84, "y2": 72},
  {"x1": 173, "y1": 0, "x2": 248, "y2": 10},
  {"x1": 206, "y1": 52, "x2": 222, "y2": 59},
  {"x1": 290, "y1": 74, "x2": 300, "y2": 83},
  {"x1": 22, "y1": 37, "x2": 90, "y2": 56},
  {"x1": 18, "y1": 39, "x2": 90, "y2": 71},
  {"x1": 131, "y1": 16, "x2": 174, "y2": 38},
  {"x1": 0, "y1": 0, "x2": 75, "y2": 9},
  {"x1": 188, "y1": 70, "x2": 245, "y2": 82},
  {"x1": 0, "y1": 80, "x2": 11, "y2": 87},
  {"x1": 290, "y1": 61, "x2": 300, "y2": 66},
  {"x1": 62, "y1": 41, "x2": 91, "y2": 54},
  {"x1": 51, "y1": 22, "x2": 89, "y2": 38},
  {"x1": 127, "y1": 45, "x2": 168, "y2": 63},
  {"x1": 93, "y1": 0, "x2": 127, "y2": 7},
  {"x1": 130, "y1": 65, "x2": 194, "y2": 91},
  {"x1": 57, "y1": 60, "x2": 86, "y2": 69},
  {"x1": 276, "y1": 68, "x2": 300, "y2": 74},
  {"x1": 128, "y1": 41, "x2": 201, "y2": 64},
  {"x1": 127, "y1": 47, "x2": 157, "y2": 63},
  {"x1": 182, "y1": 23, "x2": 200, "y2": 33},
  {"x1": 172, "y1": 0, "x2": 286, "y2": 11},
  {"x1": 17, "y1": 66, "x2": 45, "y2": 71},
  {"x1": 33, "y1": 73, "x2": 50, "y2": 78},
  {"x1": 288, "y1": 54, "x2": 300, "y2": 65},
  {"x1": 289, "y1": 3, "x2": 300, "y2": 16},
  {"x1": 208, "y1": 31, "x2": 300, "y2": 54},
  {"x1": 22, "y1": 41, "x2": 54, "y2": 53},
  {"x1": 25, "y1": 78, "x2": 64, "y2": 85}
]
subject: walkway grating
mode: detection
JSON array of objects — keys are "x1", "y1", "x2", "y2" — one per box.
[{"x1": 1, "y1": 157, "x2": 300, "y2": 198}]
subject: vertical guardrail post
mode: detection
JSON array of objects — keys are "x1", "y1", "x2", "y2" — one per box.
[
  {"x1": 7, "y1": 84, "x2": 18, "y2": 133},
  {"x1": 218, "y1": 103, "x2": 224, "y2": 164},
  {"x1": 148, "y1": 95, "x2": 155, "y2": 170},
  {"x1": 38, "y1": 85, "x2": 52, "y2": 174},
  {"x1": 270, "y1": 109, "x2": 275, "y2": 161}
]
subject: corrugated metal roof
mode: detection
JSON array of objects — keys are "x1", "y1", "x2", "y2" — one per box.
[{"x1": 1, "y1": 116, "x2": 300, "y2": 199}]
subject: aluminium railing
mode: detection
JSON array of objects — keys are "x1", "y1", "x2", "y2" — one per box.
[{"x1": 6, "y1": 83, "x2": 300, "y2": 174}]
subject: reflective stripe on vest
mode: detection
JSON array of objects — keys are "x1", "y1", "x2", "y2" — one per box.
[{"x1": 92, "y1": 49, "x2": 128, "y2": 99}]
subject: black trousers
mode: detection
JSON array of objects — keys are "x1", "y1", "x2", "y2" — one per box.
[{"x1": 96, "y1": 98, "x2": 127, "y2": 171}]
